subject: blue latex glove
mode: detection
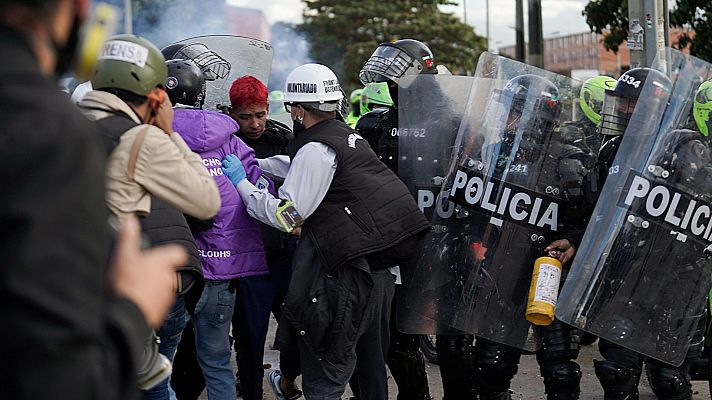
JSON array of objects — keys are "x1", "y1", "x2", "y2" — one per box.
[{"x1": 222, "y1": 154, "x2": 247, "y2": 186}]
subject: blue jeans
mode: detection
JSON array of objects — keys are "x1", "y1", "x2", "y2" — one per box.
[
  {"x1": 142, "y1": 296, "x2": 187, "y2": 400},
  {"x1": 193, "y1": 280, "x2": 236, "y2": 400}
]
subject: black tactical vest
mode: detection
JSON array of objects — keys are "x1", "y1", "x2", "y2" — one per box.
[{"x1": 295, "y1": 118, "x2": 430, "y2": 270}]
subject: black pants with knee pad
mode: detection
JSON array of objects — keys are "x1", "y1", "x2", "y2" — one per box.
[
  {"x1": 536, "y1": 320, "x2": 582, "y2": 400},
  {"x1": 436, "y1": 334, "x2": 476, "y2": 400},
  {"x1": 386, "y1": 287, "x2": 431, "y2": 400},
  {"x1": 473, "y1": 337, "x2": 521, "y2": 399},
  {"x1": 596, "y1": 339, "x2": 643, "y2": 400},
  {"x1": 645, "y1": 314, "x2": 705, "y2": 400}
]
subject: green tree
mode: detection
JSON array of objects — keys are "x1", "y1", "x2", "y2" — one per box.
[
  {"x1": 298, "y1": 0, "x2": 487, "y2": 90},
  {"x1": 582, "y1": 0, "x2": 712, "y2": 62},
  {"x1": 671, "y1": 0, "x2": 712, "y2": 61}
]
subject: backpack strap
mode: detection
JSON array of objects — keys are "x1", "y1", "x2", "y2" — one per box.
[{"x1": 126, "y1": 125, "x2": 150, "y2": 180}]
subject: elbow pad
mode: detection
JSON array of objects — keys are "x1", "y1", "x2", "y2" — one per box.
[{"x1": 276, "y1": 200, "x2": 304, "y2": 232}]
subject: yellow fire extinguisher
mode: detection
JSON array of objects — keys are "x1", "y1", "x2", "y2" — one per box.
[{"x1": 525, "y1": 256, "x2": 563, "y2": 326}]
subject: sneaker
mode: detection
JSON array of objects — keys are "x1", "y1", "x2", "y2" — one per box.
[{"x1": 268, "y1": 369, "x2": 302, "y2": 400}]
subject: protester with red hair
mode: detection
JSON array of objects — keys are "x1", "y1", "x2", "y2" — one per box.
[
  {"x1": 227, "y1": 76, "x2": 300, "y2": 400},
  {"x1": 229, "y1": 76, "x2": 270, "y2": 140}
]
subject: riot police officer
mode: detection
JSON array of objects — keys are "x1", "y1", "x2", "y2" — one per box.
[
  {"x1": 558, "y1": 75, "x2": 616, "y2": 169},
  {"x1": 457, "y1": 73, "x2": 585, "y2": 400},
  {"x1": 546, "y1": 68, "x2": 710, "y2": 400},
  {"x1": 356, "y1": 38, "x2": 440, "y2": 400},
  {"x1": 346, "y1": 88, "x2": 364, "y2": 128}
]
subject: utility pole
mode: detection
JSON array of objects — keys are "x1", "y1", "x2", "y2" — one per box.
[
  {"x1": 486, "y1": 0, "x2": 490, "y2": 51},
  {"x1": 124, "y1": 0, "x2": 132, "y2": 34},
  {"x1": 528, "y1": 0, "x2": 544, "y2": 68},
  {"x1": 463, "y1": 0, "x2": 467, "y2": 24},
  {"x1": 627, "y1": 0, "x2": 666, "y2": 70},
  {"x1": 515, "y1": 0, "x2": 525, "y2": 62}
]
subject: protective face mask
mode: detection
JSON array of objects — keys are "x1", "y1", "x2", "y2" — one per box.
[{"x1": 292, "y1": 119, "x2": 305, "y2": 134}]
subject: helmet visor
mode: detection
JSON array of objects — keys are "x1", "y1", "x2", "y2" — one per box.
[
  {"x1": 359, "y1": 45, "x2": 415, "y2": 85},
  {"x1": 599, "y1": 92, "x2": 637, "y2": 136},
  {"x1": 174, "y1": 43, "x2": 231, "y2": 81}
]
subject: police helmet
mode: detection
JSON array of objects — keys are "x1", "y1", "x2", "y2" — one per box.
[
  {"x1": 269, "y1": 90, "x2": 287, "y2": 116},
  {"x1": 694, "y1": 80, "x2": 712, "y2": 136},
  {"x1": 160, "y1": 42, "x2": 230, "y2": 81},
  {"x1": 165, "y1": 59, "x2": 205, "y2": 108},
  {"x1": 599, "y1": 68, "x2": 671, "y2": 136},
  {"x1": 359, "y1": 39, "x2": 437, "y2": 86},
  {"x1": 579, "y1": 75, "x2": 617, "y2": 125},
  {"x1": 485, "y1": 74, "x2": 560, "y2": 158},
  {"x1": 360, "y1": 82, "x2": 394, "y2": 115}
]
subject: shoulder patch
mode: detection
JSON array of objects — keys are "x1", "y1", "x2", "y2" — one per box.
[{"x1": 348, "y1": 132, "x2": 363, "y2": 149}]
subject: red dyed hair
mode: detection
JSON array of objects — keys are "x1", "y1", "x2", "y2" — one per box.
[{"x1": 229, "y1": 76, "x2": 268, "y2": 110}]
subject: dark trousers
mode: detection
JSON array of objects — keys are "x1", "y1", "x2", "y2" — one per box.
[
  {"x1": 231, "y1": 275, "x2": 274, "y2": 400},
  {"x1": 298, "y1": 268, "x2": 394, "y2": 400},
  {"x1": 267, "y1": 251, "x2": 301, "y2": 380}
]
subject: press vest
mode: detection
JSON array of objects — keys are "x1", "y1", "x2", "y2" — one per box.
[{"x1": 295, "y1": 118, "x2": 430, "y2": 270}]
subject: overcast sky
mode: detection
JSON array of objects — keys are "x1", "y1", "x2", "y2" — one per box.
[{"x1": 225, "y1": 0, "x2": 591, "y2": 50}]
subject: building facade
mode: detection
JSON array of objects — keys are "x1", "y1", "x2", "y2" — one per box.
[{"x1": 499, "y1": 28, "x2": 692, "y2": 78}]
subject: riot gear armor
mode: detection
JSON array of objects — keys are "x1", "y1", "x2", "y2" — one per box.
[
  {"x1": 165, "y1": 59, "x2": 205, "y2": 108},
  {"x1": 536, "y1": 320, "x2": 583, "y2": 399},
  {"x1": 473, "y1": 338, "x2": 521, "y2": 398},
  {"x1": 594, "y1": 358, "x2": 641, "y2": 400},
  {"x1": 436, "y1": 335, "x2": 477, "y2": 400}
]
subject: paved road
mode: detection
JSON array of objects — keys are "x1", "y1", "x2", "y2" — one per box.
[{"x1": 197, "y1": 316, "x2": 710, "y2": 399}]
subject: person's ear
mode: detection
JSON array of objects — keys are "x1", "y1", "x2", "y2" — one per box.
[{"x1": 146, "y1": 88, "x2": 166, "y2": 114}]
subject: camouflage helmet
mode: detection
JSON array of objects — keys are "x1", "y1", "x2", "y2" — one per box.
[
  {"x1": 579, "y1": 75, "x2": 616, "y2": 125},
  {"x1": 694, "y1": 80, "x2": 712, "y2": 137},
  {"x1": 360, "y1": 82, "x2": 393, "y2": 115},
  {"x1": 91, "y1": 34, "x2": 167, "y2": 97}
]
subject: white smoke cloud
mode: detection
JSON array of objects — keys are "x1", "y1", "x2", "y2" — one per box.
[{"x1": 268, "y1": 22, "x2": 313, "y2": 92}]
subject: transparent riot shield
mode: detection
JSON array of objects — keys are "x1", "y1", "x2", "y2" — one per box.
[
  {"x1": 557, "y1": 48, "x2": 712, "y2": 366},
  {"x1": 396, "y1": 74, "x2": 475, "y2": 334},
  {"x1": 408, "y1": 52, "x2": 582, "y2": 350},
  {"x1": 173, "y1": 35, "x2": 273, "y2": 111}
]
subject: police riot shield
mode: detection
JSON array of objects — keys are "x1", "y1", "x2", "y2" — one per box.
[
  {"x1": 557, "y1": 48, "x2": 712, "y2": 366},
  {"x1": 396, "y1": 74, "x2": 475, "y2": 334},
  {"x1": 407, "y1": 52, "x2": 582, "y2": 350},
  {"x1": 173, "y1": 35, "x2": 273, "y2": 111}
]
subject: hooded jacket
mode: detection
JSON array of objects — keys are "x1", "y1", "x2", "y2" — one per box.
[{"x1": 174, "y1": 109, "x2": 270, "y2": 280}]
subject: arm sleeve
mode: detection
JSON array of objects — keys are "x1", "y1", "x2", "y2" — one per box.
[
  {"x1": 133, "y1": 129, "x2": 221, "y2": 220},
  {"x1": 257, "y1": 155, "x2": 291, "y2": 179},
  {"x1": 235, "y1": 142, "x2": 336, "y2": 231}
]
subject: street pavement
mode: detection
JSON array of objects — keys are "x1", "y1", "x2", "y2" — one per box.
[{"x1": 197, "y1": 316, "x2": 711, "y2": 399}]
